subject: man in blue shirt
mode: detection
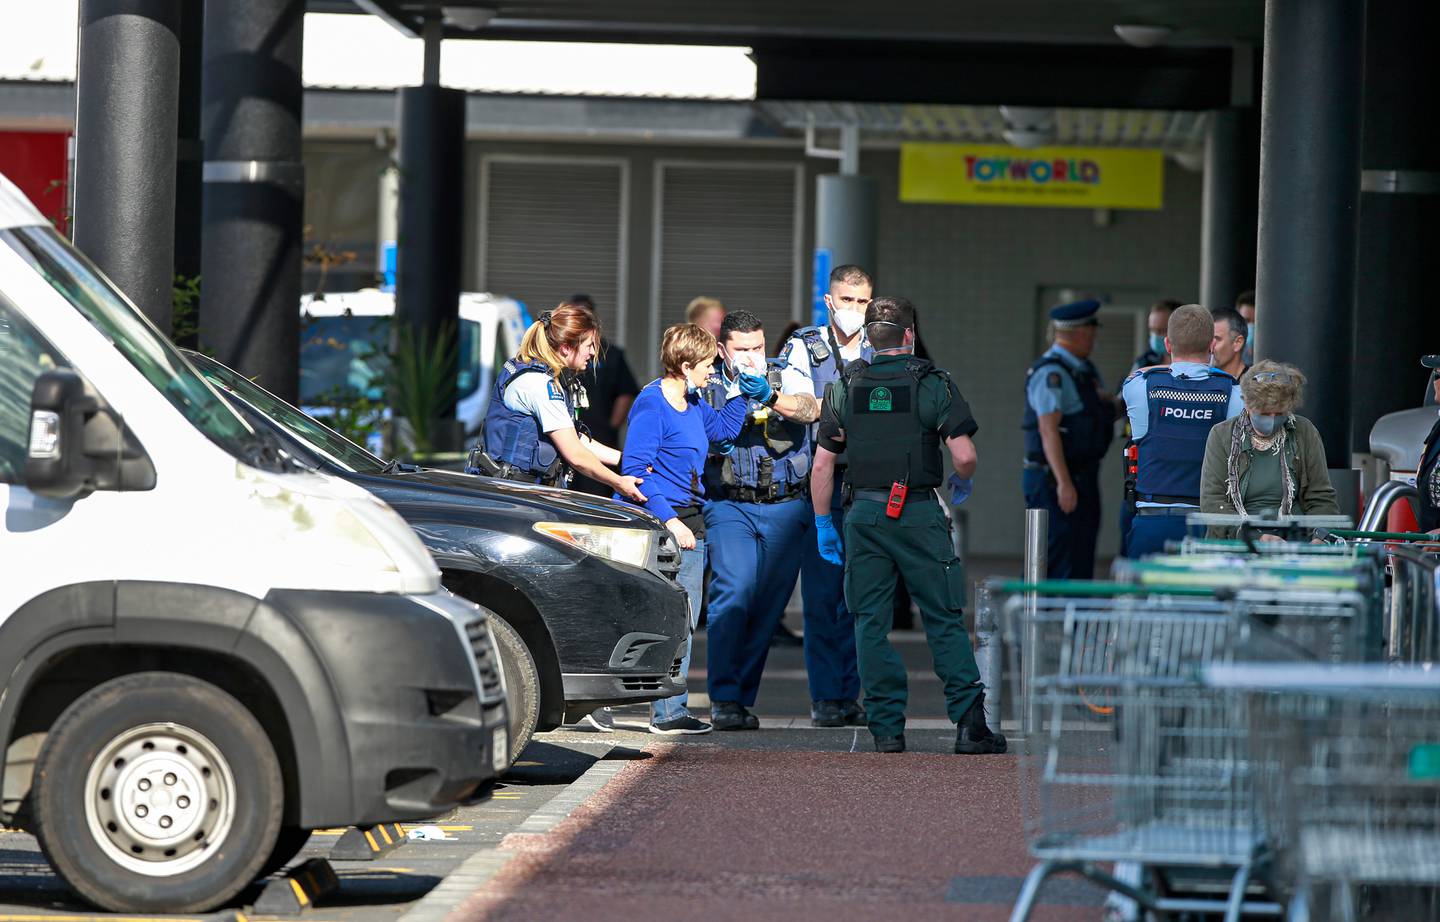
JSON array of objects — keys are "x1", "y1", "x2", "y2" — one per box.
[
  {"x1": 1119, "y1": 303, "x2": 1245, "y2": 557},
  {"x1": 1022, "y1": 300, "x2": 1115, "y2": 579}
]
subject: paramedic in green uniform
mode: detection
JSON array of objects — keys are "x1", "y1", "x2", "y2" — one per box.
[{"x1": 810, "y1": 296, "x2": 1006, "y2": 755}]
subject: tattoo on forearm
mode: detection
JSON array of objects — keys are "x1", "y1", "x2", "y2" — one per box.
[{"x1": 791, "y1": 393, "x2": 820, "y2": 423}]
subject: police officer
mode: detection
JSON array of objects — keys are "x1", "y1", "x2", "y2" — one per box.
[
  {"x1": 1130, "y1": 299, "x2": 1180, "y2": 373},
  {"x1": 1023, "y1": 299, "x2": 1115, "y2": 580},
  {"x1": 811, "y1": 296, "x2": 1002, "y2": 755},
  {"x1": 1418, "y1": 355, "x2": 1440, "y2": 532},
  {"x1": 702, "y1": 310, "x2": 824, "y2": 731},
  {"x1": 1119, "y1": 304, "x2": 1245, "y2": 557},
  {"x1": 777, "y1": 263, "x2": 874, "y2": 728},
  {"x1": 470, "y1": 302, "x2": 645, "y2": 503}
]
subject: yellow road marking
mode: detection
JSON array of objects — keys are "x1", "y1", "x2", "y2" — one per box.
[
  {"x1": 490, "y1": 793, "x2": 522, "y2": 799},
  {"x1": 512, "y1": 760, "x2": 543, "y2": 767},
  {"x1": 290, "y1": 878, "x2": 310, "y2": 906}
]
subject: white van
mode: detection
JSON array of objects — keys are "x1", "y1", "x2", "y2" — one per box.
[
  {"x1": 299, "y1": 290, "x2": 529, "y2": 448},
  {"x1": 0, "y1": 175, "x2": 507, "y2": 912}
]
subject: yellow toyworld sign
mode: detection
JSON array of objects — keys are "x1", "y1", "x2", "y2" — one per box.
[{"x1": 900, "y1": 143, "x2": 1165, "y2": 210}]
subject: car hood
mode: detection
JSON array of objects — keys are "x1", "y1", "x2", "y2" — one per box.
[{"x1": 347, "y1": 467, "x2": 668, "y2": 532}]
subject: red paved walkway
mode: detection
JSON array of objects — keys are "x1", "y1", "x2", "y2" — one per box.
[{"x1": 455, "y1": 742, "x2": 1105, "y2": 921}]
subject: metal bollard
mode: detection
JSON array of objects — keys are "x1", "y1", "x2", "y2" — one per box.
[
  {"x1": 973, "y1": 582, "x2": 1002, "y2": 734},
  {"x1": 1021, "y1": 508, "x2": 1048, "y2": 735}
]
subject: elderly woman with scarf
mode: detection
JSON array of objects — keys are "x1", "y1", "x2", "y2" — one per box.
[{"x1": 1199, "y1": 360, "x2": 1339, "y2": 539}]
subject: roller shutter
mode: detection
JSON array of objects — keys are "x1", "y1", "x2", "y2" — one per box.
[
  {"x1": 481, "y1": 157, "x2": 626, "y2": 338},
  {"x1": 655, "y1": 163, "x2": 801, "y2": 337}
]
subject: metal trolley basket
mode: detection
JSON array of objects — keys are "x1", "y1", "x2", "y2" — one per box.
[
  {"x1": 1206, "y1": 664, "x2": 1440, "y2": 922},
  {"x1": 998, "y1": 579, "x2": 1369, "y2": 922}
]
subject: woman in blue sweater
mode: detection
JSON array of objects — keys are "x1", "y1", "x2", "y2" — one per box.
[{"x1": 619, "y1": 323, "x2": 761, "y2": 734}]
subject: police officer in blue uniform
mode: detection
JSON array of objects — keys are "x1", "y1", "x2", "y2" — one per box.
[
  {"x1": 702, "y1": 310, "x2": 826, "y2": 731},
  {"x1": 469, "y1": 303, "x2": 646, "y2": 504},
  {"x1": 1022, "y1": 299, "x2": 1115, "y2": 579},
  {"x1": 776, "y1": 264, "x2": 874, "y2": 728},
  {"x1": 1418, "y1": 355, "x2": 1440, "y2": 533},
  {"x1": 1119, "y1": 304, "x2": 1245, "y2": 557}
]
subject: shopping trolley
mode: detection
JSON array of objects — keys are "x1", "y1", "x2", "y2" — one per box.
[
  {"x1": 1206, "y1": 663, "x2": 1440, "y2": 922},
  {"x1": 998, "y1": 579, "x2": 1368, "y2": 922}
]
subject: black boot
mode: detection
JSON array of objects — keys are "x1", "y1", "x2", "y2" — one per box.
[
  {"x1": 711, "y1": 701, "x2": 748, "y2": 731},
  {"x1": 841, "y1": 699, "x2": 868, "y2": 726},
  {"x1": 955, "y1": 692, "x2": 1007, "y2": 754},
  {"x1": 810, "y1": 699, "x2": 846, "y2": 728},
  {"x1": 873, "y1": 733, "x2": 905, "y2": 753}
]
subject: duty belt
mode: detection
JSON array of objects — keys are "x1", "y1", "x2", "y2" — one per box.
[
  {"x1": 851, "y1": 488, "x2": 894, "y2": 505},
  {"x1": 718, "y1": 481, "x2": 809, "y2": 504},
  {"x1": 1135, "y1": 505, "x2": 1199, "y2": 517}
]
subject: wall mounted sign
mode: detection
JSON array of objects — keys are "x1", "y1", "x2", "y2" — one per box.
[{"x1": 899, "y1": 143, "x2": 1164, "y2": 210}]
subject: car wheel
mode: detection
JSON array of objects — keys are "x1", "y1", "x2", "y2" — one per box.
[
  {"x1": 32, "y1": 672, "x2": 283, "y2": 913},
  {"x1": 487, "y1": 616, "x2": 539, "y2": 765}
]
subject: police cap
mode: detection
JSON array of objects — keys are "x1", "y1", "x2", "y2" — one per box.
[
  {"x1": 1050, "y1": 299, "x2": 1102, "y2": 329},
  {"x1": 1422, "y1": 354, "x2": 1440, "y2": 369}
]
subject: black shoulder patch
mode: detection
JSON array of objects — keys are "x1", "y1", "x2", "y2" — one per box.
[{"x1": 1046, "y1": 371, "x2": 1063, "y2": 388}]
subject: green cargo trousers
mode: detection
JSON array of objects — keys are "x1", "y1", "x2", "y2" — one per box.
[{"x1": 843, "y1": 498, "x2": 983, "y2": 738}]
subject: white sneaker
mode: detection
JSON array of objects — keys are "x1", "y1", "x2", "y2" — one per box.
[{"x1": 580, "y1": 707, "x2": 615, "y2": 732}]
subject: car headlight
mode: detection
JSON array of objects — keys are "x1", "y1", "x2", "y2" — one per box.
[{"x1": 532, "y1": 521, "x2": 655, "y2": 569}]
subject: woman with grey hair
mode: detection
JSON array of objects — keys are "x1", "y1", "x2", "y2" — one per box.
[{"x1": 1199, "y1": 360, "x2": 1339, "y2": 539}]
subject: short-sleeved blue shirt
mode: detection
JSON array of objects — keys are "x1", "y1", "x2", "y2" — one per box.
[{"x1": 1026, "y1": 344, "x2": 1092, "y2": 417}]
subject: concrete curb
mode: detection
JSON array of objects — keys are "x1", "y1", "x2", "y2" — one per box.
[{"x1": 397, "y1": 750, "x2": 628, "y2": 922}]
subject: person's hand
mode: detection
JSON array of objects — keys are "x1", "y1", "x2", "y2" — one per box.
[
  {"x1": 948, "y1": 473, "x2": 972, "y2": 506},
  {"x1": 1057, "y1": 480, "x2": 1078, "y2": 514},
  {"x1": 666, "y1": 517, "x2": 696, "y2": 550},
  {"x1": 616, "y1": 475, "x2": 646, "y2": 503},
  {"x1": 1259, "y1": 533, "x2": 1284, "y2": 543},
  {"x1": 715, "y1": 438, "x2": 735, "y2": 455},
  {"x1": 738, "y1": 372, "x2": 773, "y2": 404},
  {"x1": 815, "y1": 514, "x2": 843, "y2": 565}
]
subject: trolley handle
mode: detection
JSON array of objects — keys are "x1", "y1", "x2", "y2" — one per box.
[
  {"x1": 1322, "y1": 528, "x2": 1440, "y2": 543},
  {"x1": 993, "y1": 580, "x2": 1219, "y2": 597}
]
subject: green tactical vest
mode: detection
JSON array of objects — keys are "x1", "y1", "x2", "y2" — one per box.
[{"x1": 839, "y1": 357, "x2": 945, "y2": 490}]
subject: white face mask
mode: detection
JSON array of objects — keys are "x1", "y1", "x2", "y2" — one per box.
[{"x1": 833, "y1": 310, "x2": 865, "y2": 337}]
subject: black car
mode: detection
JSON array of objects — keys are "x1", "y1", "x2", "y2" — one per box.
[{"x1": 186, "y1": 351, "x2": 688, "y2": 759}]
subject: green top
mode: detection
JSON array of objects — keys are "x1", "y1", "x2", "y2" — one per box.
[
  {"x1": 825, "y1": 353, "x2": 954, "y2": 431},
  {"x1": 1240, "y1": 441, "x2": 1287, "y2": 513}
]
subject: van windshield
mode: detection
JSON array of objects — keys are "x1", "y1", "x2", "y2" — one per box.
[
  {"x1": 300, "y1": 313, "x2": 481, "y2": 405},
  {"x1": 2, "y1": 226, "x2": 258, "y2": 459},
  {"x1": 190, "y1": 350, "x2": 388, "y2": 475}
]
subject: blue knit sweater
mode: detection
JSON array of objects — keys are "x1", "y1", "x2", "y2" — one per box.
[{"x1": 617, "y1": 379, "x2": 747, "y2": 522}]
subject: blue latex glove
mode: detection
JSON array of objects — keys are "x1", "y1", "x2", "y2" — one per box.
[
  {"x1": 815, "y1": 513, "x2": 844, "y2": 565},
  {"x1": 715, "y1": 439, "x2": 735, "y2": 455},
  {"x1": 738, "y1": 372, "x2": 773, "y2": 404},
  {"x1": 948, "y1": 473, "x2": 973, "y2": 506}
]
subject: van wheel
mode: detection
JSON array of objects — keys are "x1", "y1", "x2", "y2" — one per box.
[
  {"x1": 488, "y1": 616, "x2": 539, "y2": 765},
  {"x1": 259, "y1": 827, "x2": 313, "y2": 877},
  {"x1": 32, "y1": 672, "x2": 283, "y2": 913}
]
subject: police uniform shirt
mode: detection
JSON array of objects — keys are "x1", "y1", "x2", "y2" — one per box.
[
  {"x1": 779, "y1": 328, "x2": 868, "y2": 397},
  {"x1": 817, "y1": 354, "x2": 979, "y2": 453},
  {"x1": 502, "y1": 371, "x2": 576, "y2": 433},
  {"x1": 1026, "y1": 344, "x2": 1095, "y2": 419},
  {"x1": 1120, "y1": 361, "x2": 1245, "y2": 508}
]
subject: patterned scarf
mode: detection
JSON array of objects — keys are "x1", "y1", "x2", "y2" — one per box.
[{"x1": 1226, "y1": 414, "x2": 1294, "y2": 516}]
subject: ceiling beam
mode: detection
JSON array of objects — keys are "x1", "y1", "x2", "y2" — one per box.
[{"x1": 351, "y1": 0, "x2": 422, "y2": 38}]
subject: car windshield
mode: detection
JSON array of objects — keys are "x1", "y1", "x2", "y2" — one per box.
[
  {"x1": 190, "y1": 350, "x2": 389, "y2": 474},
  {"x1": 299, "y1": 312, "x2": 481, "y2": 405},
  {"x1": 1, "y1": 225, "x2": 257, "y2": 458}
]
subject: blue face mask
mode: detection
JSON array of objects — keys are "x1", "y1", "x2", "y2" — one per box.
[
  {"x1": 1251, "y1": 413, "x2": 1283, "y2": 436},
  {"x1": 1149, "y1": 333, "x2": 1166, "y2": 355}
]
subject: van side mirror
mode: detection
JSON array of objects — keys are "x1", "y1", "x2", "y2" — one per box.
[{"x1": 25, "y1": 369, "x2": 155, "y2": 498}]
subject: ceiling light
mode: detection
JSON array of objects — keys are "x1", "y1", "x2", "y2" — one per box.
[
  {"x1": 444, "y1": 5, "x2": 498, "y2": 30},
  {"x1": 1004, "y1": 128, "x2": 1053, "y2": 149},
  {"x1": 999, "y1": 106, "x2": 1053, "y2": 130},
  {"x1": 1113, "y1": 24, "x2": 1173, "y2": 48}
]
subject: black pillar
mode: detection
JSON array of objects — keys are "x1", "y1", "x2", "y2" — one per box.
[
  {"x1": 1350, "y1": 0, "x2": 1440, "y2": 452},
  {"x1": 1254, "y1": 0, "x2": 1366, "y2": 468},
  {"x1": 199, "y1": 0, "x2": 304, "y2": 401},
  {"x1": 395, "y1": 84, "x2": 465, "y2": 436},
  {"x1": 1199, "y1": 108, "x2": 1258, "y2": 312},
  {"x1": 72, "y1": 0, "x2": 181, "y2": 331},
  {"x1": 173, "y1": 0, "x2": 203, "y2": 346}
]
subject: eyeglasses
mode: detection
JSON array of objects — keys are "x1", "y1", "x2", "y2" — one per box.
[{"x1": 1251, "y1": 371, "x2": 1290, "y2": 383}]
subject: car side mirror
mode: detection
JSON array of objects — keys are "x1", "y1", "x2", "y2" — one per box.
[{"x1": 25, "y1": 369, "x2": 156, "y2": 498}]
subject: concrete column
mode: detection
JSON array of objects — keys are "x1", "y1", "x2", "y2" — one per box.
[
  {"x1": 199, "y1": 0, "x2": 304, "y2": 400},
  {"x1": 172, "y1": 0, "x2": 203, "y2": 347},
  {"x1": 395, "y1": 83, "x2": 465, "y2": 440},
  {"x1": 72, "y1": 0, "x2": 182, "y2": 331},
  {"x1": 1350, "y1": 0, "x2": 1440, "y2": 452},
  {"x1": 813, "y1": 175, "x2": 877, "y2": 326},
  {"x1": 1199, "y1": 108, "x2": 1257, "y2": 311},
  {"x1": 1254, "y1": 0, "x2": 1366, "y2": 468}
]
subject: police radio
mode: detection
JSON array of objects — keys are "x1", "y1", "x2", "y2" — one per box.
[
  {"x1": 887, "y1": 475, "x2": 909, "y2": 519},
  {"x1": 1123, "y1": 442, "x2": 1139, "y2": 505}
]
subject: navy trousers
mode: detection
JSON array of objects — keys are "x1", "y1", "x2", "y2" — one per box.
[
  {"x1": 799, "y1": 493, "x2": 862, "y2": 703},
  {"x1": 1022, "y1": 467, "x2": 1102, "y2": 580},
  {"x1": 1124, "y1": 511, "x2": 1193, "y2": 558},
  {"x1": 703, "y1": 497, "x2": 808, "y2": 707}
]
